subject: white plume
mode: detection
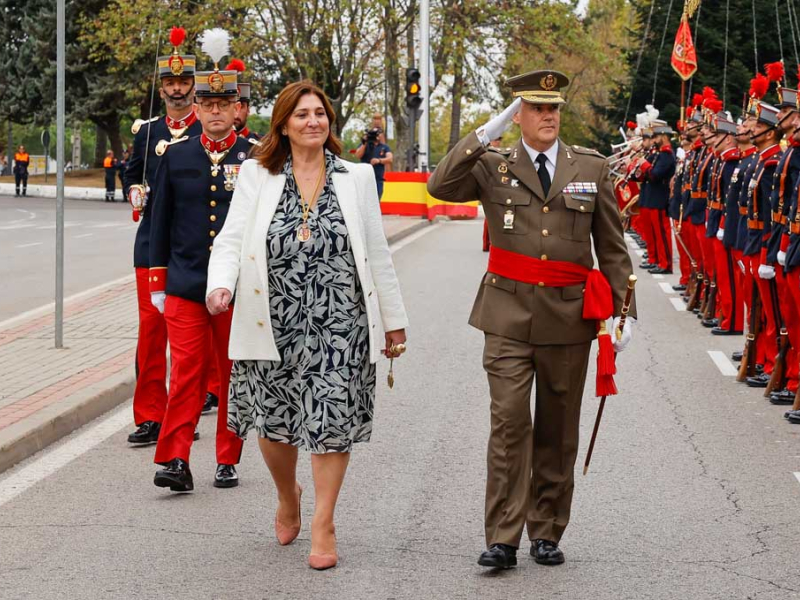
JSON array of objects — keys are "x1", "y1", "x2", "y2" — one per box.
[
  {"x1": 645, "y1": 104, "x2": 660, "y2": 121},
  {"x1": 724, "y1": 110, "x2": 733, "y2": 121},
  {"x1": 199, "y1": 28, "x2": 230, "y2": 66},
  {"x1": 636, "y1": 111, "x2": 649, "y2": 129}
]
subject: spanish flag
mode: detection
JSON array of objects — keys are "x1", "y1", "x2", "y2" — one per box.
[{"x1": 671, "y1": 14, "x2": 698, "y2": 81}]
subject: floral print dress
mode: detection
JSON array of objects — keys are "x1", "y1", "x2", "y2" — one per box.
[{"x1": 227, "y1": 151, "x2": 376, "y2": 453}]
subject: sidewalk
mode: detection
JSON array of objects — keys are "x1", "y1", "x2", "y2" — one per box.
[{"x1": 0, "y1": 215, "x2": 430, "y2": 474}]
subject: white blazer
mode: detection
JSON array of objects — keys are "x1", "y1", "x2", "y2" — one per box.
[{"x1": 206, "y1": 158, "x2": 409, "y2": 364}]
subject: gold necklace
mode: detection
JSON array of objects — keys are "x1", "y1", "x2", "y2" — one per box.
[{"x1": 293, "y1": 158, "x2": 326, "y2": 242}]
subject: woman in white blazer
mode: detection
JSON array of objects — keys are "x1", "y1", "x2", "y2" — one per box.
[{"x1": 206, "y1": 81, "x2": 408, "y2": 570}]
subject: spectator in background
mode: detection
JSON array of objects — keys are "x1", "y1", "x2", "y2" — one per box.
[
  {"x1": 103, "y1": 150, "x2": 117, "y2": 202},
  {"x1": 14, "y1": 145, "x2": 30, "y2": 197},
  {"x1": 354, "y1": 114, "x2": 393, "y2": 200},
  {"x1": 118, "y1": 150, "x2": 130, "y2": 202}
]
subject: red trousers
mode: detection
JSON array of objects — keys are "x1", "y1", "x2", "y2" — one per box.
[
  {"x1": 713, "y1": 240, "x2": 743, "y2": 332},
  {"x1": 154, "y1": 296, "x2": 243, "y2": 466},
  {"x1": 674, "y1": 222, "x2": 692, "y2": 285},
  {"x1": 746, "y1": 255, "x2": 778, "y2": 374},
  {"x1": 775, "y1": 267, "x2": 799, "y2": 392},
  {"x1": 694, "y1": 222, "x2": 715, "y2": 278},
  {"x1": 682, "y1": 222, "x2": 704, "y2": 275},
  {"x1": 638, "y1": 208, "x2": 656, "y2": 263},
  {"x1": 133, "y1": 268, "x2": 168, "y2": 425},
  {"x1": 786, "y1": 269, "x2": 800, "y2": 390},
  {"x1": 642, "y1": 208, "x2": 672, "y2": 270}
]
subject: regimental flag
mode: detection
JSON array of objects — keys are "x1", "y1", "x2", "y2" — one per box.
[{"x1": 671, "y1": 14, "x2": 698, "y2": 81}]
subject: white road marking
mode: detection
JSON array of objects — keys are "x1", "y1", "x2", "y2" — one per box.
[
  {"x1": 635, "y1": 249, "x2": 644, "y2": 257},
  {"x1": 389, "y1": 223, "x2": 441, "y2": 254},
  {"x1": 669, "y1": 298, "x2": 686, "y2": 311},
  {"x1": 0, "y1": 223, "x2": 37, "y2": 231},
  {"x1": 15, "y1": 242, "x2": 42, "y2": 249},
  {"x1": 0, "y1": 405, "x2": 131, "y2": 508},
  {"x1": 0, "y1": 273, "x2": 135, "y2": 331},
  {"x1": 793, "y1": 472, "x2": 800, "y2": 485},
  {"x1": 708, "y1": 350, "x2": 738, "y2": 376},
  {"x1": 659, "y1": 282, "x2": 675, "y2": 294},
  {"x1": 74, "y1": 233, "x2": 93, "y2": 239},
  {"x1": 652, "y1": 273, "x2": 664, "y2": 279}
]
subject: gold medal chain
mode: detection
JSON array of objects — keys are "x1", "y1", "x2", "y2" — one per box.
[{"x1": 293, "y1": 159, "x2": 326, "y2": 230}]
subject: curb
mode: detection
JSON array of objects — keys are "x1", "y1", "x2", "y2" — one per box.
[
  {"x1": 0, "y1": 369, "x2": 135, "y2": 474},
  {"x1": 0, "y1": 217, "x2": 430, "y2": 474}
]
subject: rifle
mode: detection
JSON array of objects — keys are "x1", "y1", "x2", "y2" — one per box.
[
  {"x1": 701, "y1": 280, "x2": 717, "y2": 321},
  {"x1": 765, "y1": 328, "x2": 789, "y2": 397},
  {"x1": 672, "y1": 218, "x2": 697, "y2": 296},
  {"x1": 737, "y1": 288, "x2": 762, "y2": 382},
  {"x1": 686, "y1": 272, "x2": 704, "y2": 312}
]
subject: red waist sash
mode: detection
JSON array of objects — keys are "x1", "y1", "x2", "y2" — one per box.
[
  {"x1": 487, "y1": 246, "x2": 614, "y2": 321},
  {"x1": 487, "y1": 246, "x2": 618, "y2": 396}
]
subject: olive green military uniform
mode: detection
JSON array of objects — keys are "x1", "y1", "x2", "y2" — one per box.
[{"x1": 428, "y1": 98, "x2": 636, "y2": 548}]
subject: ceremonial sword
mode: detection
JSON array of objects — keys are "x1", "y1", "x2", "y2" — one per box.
[{"x1": 583, "y1": 274, "x2": 637, "y2": 475}]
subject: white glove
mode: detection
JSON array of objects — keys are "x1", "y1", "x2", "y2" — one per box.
[
  {"x1": 757, "y1": 264, "x2": 776, "y2": 280},
  {"x1": 151, "y1": 292, "x2": 166, "y2": 314},
  {"x1": 716, "y1": 228, "x2": 724, "y2": 241},
  {"x1": 476, "y1": 98, "x2": 521, "y2": 146},
  {"x1": 606, "y1": 316, "x2": 635, "y2": 353},
  {"x1": 778, "y1": 251, "x2": 787, "y2": 266}
]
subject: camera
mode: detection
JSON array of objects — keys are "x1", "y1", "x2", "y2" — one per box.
[{"x1": 363, "y1": 127, "x2": 383, "y2": 144}]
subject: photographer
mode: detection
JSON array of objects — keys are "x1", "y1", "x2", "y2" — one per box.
[{"x1": 355, "y1": 115, "x2": 393, "y2": 199}]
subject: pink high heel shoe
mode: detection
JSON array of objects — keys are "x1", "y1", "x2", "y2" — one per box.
[
  {"x1": 309, "y1": 527, "x2": 338, "y2": 570},
  {"x1": 274, "y1": 483, "x2": 302, "y2": 546}
]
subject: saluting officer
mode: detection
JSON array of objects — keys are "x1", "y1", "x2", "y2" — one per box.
[
  {"x1": 148, "y1": 30, "x2": 248, "y2": 492},
  {"x1": 428, "y1": 70, "x2": 636, "y2": 569},
  {"x1": 124, "y1": 26, "x2": 204, "y2": 446}
]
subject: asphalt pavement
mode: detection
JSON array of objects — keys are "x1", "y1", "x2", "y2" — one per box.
[
  {"x1": 0, "y1": 195, "x2": 136, "y2": 322},
  {"x1": 1, "y1": 221, "x2": 799, "y2": 599}
]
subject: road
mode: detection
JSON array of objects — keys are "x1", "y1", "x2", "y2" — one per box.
[
  {"x1": 0, "y1": 195, "x2": 136, "y2": 322},
  {"x1": 1, "y1": 221, "x2": 799, "y2": 599}
]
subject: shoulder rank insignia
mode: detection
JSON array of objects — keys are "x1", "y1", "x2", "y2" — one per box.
[
  {"x1": 487, "y1": 146, "x2": 511, "y2": 155},
  {"x1": 571, "y1": 145, "x2": 606, "y2": 159},
  {"x1": 247, "y1": 137, "x2": 259, "y2": 146},
  {"x1": 131, "y1": 116, "x2": 160, "y2": 135},
  {"x1": 155, "y1": 136, "x2": 189, "y2": 156}
]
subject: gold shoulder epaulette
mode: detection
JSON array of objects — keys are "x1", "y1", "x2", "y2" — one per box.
[
  {"x1": 131, "y1": 116, "x2": 161, "y2": 135},
  {"x1": 571, "y1": 145, "x2": 606, "y2": 159},
  {"x1": 155, "y1": 136, "x2": 189, "y2": 156}
]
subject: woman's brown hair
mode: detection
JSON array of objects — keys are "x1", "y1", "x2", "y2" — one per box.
[{"x1": 252, "y1": 80, "x2": 343, "y2": 174}]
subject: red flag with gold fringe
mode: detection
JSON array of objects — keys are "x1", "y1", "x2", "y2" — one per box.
[{"x1": 671, "y1": 14, "x2": 698, "y2": 81}]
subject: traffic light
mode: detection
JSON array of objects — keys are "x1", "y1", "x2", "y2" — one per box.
[{"x1": 405, "y1": 68, "x2": 422, "y2": 111}]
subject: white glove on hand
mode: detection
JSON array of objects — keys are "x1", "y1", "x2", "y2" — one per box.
[
  {"x1": 151, "y1": 292, "x2": 166, "y2": 314},
  {"x1": 716, "y1": 228, "x2": 724, "y2": 241},
  {"x1": 757, "y1": 264, "x2": 776, "y2": 280},
  {"x1": 476, "y1": 98, "x2": 521, "y2": 146},
  {"x1": 606, "y1": 316, "x2": 635, "y2": 353},
  {"x1": 778, "y1": 251, "x2": 787, "y2": 266}
]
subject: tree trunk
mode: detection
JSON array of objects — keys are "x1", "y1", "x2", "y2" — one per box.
[
  {"x1": 385, "y1": 1, "x2": 406, "y2": 171},
  {"x1": 106, "y1": 117, "x2": 124, "y2": 158},
  {"x1": 93, "y1": 124, "x2": 107, "y2": 168},
  {"x1": 448, "y1": 46, "x2": 465, "y2": 152}
]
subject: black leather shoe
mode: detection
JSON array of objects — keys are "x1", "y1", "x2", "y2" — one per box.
[
  {"x1": 193, "y1": 428, "x2": 200, "y2": 441},
  {"x1": 154, "y1": 458, "x2": 194, "y2": 492},
  {"x1": 202, "y1": 392, "x2": 219, "y2": 414},
  {"x1": 127, "y1": 421, "x2": 161, "y2": 445},
  {"x1": 731, "y1": 351, "x2": 743, "y2": 362},
  {"x1": 651, "y1": 268, "x2": 674, "y2": 275},
  {"x1": 769, "y1": 389, "x2": 795, "y2": 405},
  {"x1": 784, "y1": 409, "x2": 798, "y2": 419},
  {"x1": 531, "y1": 539, "x2": 565, "y2": 565},
  {"x1": 639, "y1": 262, "x2": 657, "y2": 270},
  {"x1": 213, "y1": 464, "x2": 239, "y2": 488},
  {"x1": 672, "y1": 284, "x2": 687, "y2": 291},
  {"x1": 711, "y1": 327, "x2": 742, "y2": 336},
  {"x1": 789, "y1": 412, "x2": 800, "y2": 424},
  {"x1": 478, "y1": 544, "x2": 517, "y2": 569},
  {"x1": 755, "y1": 364, "x2": 765, "y2": 374},
  {"x1": 702, "y1": 318, "x2": 719, "y2": 328},
  {"x1": 745, "y1": 372, "x2": 770, "y2": 388}
]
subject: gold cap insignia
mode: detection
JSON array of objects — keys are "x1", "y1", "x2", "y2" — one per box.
[
  {"x1": 169, "y1": 55, "x2": 184, "y2": 76},
  {"x1": 540, "y1": 74, "x2": 557, "y2": 91},
  {"x1": 208, "y1": 72, "x2": 225, "y2": 93}
]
